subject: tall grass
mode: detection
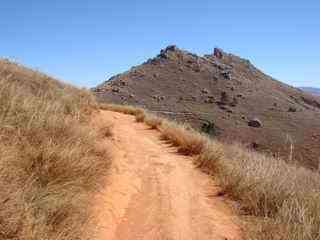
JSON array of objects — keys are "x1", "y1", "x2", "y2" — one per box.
[
  {"x1": 100, "y1": 103, "x2": 144, "y2": 116},
  {"x1": 0, "y1": 59, "x2": 110, "y2": 240},
  {"x1": 159, "y1": 121, "x2": 206, "y2": 155},
  {"x1": 100, "y1": 103, "x2": 320, "y2": 240},
  {"x1": 205, "y1": 142, "x2": 320, "y2": 240}
]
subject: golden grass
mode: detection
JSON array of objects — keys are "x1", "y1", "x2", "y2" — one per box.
[
  {"x1": 100, "y1": 103, "x2": 320, "y2": 240},
  {"x1": 0, "y1": 59, "x2": 110, "y2": 240},
  {"x1": 159, "y1": 121, "x2": 206, "y2": 155},
  {"x1": 135, "y1": 112, "x2": 146, "y2": 123},
  {"x1": 199, "y1": 142, "x2": 320, "y2": 240},
  {"x1": 100, "y1": 103, "x2": 144, "y2": 116},
  {"x1": 144, "y1": 116, "x2": 163, "y2": 129}
]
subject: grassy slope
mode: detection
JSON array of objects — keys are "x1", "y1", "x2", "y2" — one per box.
[
  {"x1": 0, "y1": 59, "x2": 110, "y2": 240},
  {"x1": 101, "y1": 103, "x2": 320, "y2": 240}
]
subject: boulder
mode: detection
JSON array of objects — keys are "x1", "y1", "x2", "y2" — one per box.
[
  {"x1": 250, "y1": 142, "x2": 260, "y2": 150},
  {"x1": 201, "y1": 88, "x2": 209, "y2": 94},
  {"x1": 119, "y1": 80, "x2": 127, "y2": 86},
  {"x1": 220, "y1": 91, "x2": 229, "y2": 104},
  {"x1": 221, "y1": 70, "x2": 231, "y2": 80},
  {"x1": 204, "y1": 97, "x2": 215, "y2": 103},
  {"x1": 229, "y1": 97, "x2": 238, "y2": 107},
  {"x1": 159, "y1": 45, "x2": 178, "y2": 59},
  {"x1": 112, "y1": 88, "x2": 120, "y2": 93},
  {"x1": 288, "y1": 107, "x2": 297, "y2": 112},
  {"x1": 214, "y1": 48, "x2": 224, "y2": 59},
  {"x1": 248, "y1": 118, "x2": 262, "y2": 128},
  {"x1": 166, "y1": 45, "x2": 177, "y2": 51}
]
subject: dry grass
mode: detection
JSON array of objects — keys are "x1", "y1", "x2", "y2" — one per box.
[
  {"x1": 100, "y1": 103, "x2": 320, "y2": 240},
  {"x1": 144, "y1": 116, "x2": 163, "y2": 129},
  {"x1": 203, "y1": 142, "x2": 320, "y2": 240},
  {"x1": 159, "y1": 121, "x2": 206, "y2": 155},
  {"x1": 135, "y1": 112, "x2": 146, "y2": 123},
  {"x1": 0, "y1": 59, "x2": 110, "y2": 240},
  {"x1": 100, "y1": 103, "x2": 144, "y2": 116},
  {"x1": 132, "y1": 109, "x2": 206, "y2": 155}
]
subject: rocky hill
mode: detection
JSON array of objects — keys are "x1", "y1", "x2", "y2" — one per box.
[{"x1": 93, "y1": 46, "x2": 320, "y2": 169}]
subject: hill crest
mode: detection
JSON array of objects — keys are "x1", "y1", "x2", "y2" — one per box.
[{"x1": 94, "y1": 45, "x2": 320, "y2": 169}]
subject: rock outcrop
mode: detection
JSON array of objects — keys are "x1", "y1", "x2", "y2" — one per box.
[{"x1": 93, "y1": 45, "x2": 320, "y2": 169}]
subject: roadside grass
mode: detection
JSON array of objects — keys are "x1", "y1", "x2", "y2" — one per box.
[
  {"x1": 144, "y1": 116, "x2": 163, "y2": 130},
  {"x1": 159, "y1": 121, "x2": 207, "y2": 155},
  {"x1": 135, "y1": 111, "x2": 146, "y2": 123},
  {"x1": 100, "y1": 103, "x2": 320, "y2": 240},
  {"x1": 100, "y1": 103, "x2": 144, "y2": 116},
  {"x1": 0, "y1": 59, "x2": 111, "y2": 240}
]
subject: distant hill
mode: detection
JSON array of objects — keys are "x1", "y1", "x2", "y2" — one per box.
[
  {"x1": 300, "y1": 87, "x2": 320, "y2": 96},
  {"x1": 93, "y1": 46, "x2": 320, "y2": 169}
]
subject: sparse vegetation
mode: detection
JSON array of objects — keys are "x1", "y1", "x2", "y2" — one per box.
[
  {"x1": 0, "y1": 59, "x2": 110, "y2": 240},
  {"x1": 159, "y1": 121, "x2": 206, "y2": 155},
  {"x1": 135, "y1": 111, "x2": 146, "y2": 123},
  {"x1": 100, "y1": 103, "x2": 320, "y2": 240},
  {"x1": 94, "y1": 46, "x2": 320, "y2": 170},
  {"x1": 144, "y1": 115, "x2": 163, "y2": 130},
  {"x1": 198, "y1": 142, "x2": 320, "y2": 240},
  {"x1": 100, "y1": 103, "x2": 144, "y2": 116}
]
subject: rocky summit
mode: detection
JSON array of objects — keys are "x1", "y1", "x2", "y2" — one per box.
[{"x1": 93, "y1": 46, "x2": 320, "y2": 169}]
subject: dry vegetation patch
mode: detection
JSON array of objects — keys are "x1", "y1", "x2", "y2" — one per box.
[
  {"x1": 144, "y1": 116, "x2": 163, "y2": 129},
  {"x1": 0, "y1": 60, "x2": 110, "y2": 240},
  {"x1": 159, "y1": 122, "x2": 206, "y2": 155},
  {"x1": 100, "y1": 103, "x2": 320, "y2": 240},
  {"x1": 135, "y1": 112, "x2": 146, "y2": 123},
  {"x1": 100, "y1": 103, "x2": 144, "y2": 116}
]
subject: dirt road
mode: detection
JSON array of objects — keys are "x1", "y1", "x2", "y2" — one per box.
[{"x1": 94, "y1": 110, "x2": 241, "y2": 240}]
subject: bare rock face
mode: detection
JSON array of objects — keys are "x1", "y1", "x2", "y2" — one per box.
[
  {"x1": 159, "y1": 45, "x2": 178, "y2": 59},
  {"x1": 165, "y1": 45, "x2": 177, "y2": 52},
  {"x1": 214, "y1": 48, "x2": 224, "y2": 59}
]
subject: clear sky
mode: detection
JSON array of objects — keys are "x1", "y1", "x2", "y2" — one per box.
[{"x1": 1, "y1": 1, "x2": 319, "y2": 88}]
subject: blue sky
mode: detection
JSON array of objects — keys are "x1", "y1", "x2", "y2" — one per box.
[{"x1": 0, "y1": 1, "x2": 319, "y2": 88}]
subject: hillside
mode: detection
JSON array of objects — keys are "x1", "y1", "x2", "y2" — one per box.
[
  {"x1": 301, "y1": 87, "x2": 320, "y2": 96},
  {"x1": 0, "y1": 59, "x2": 110, "y2": 240},
  {"x1": 94, "y1": 46, "x2": 320, "y2": 169}
]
